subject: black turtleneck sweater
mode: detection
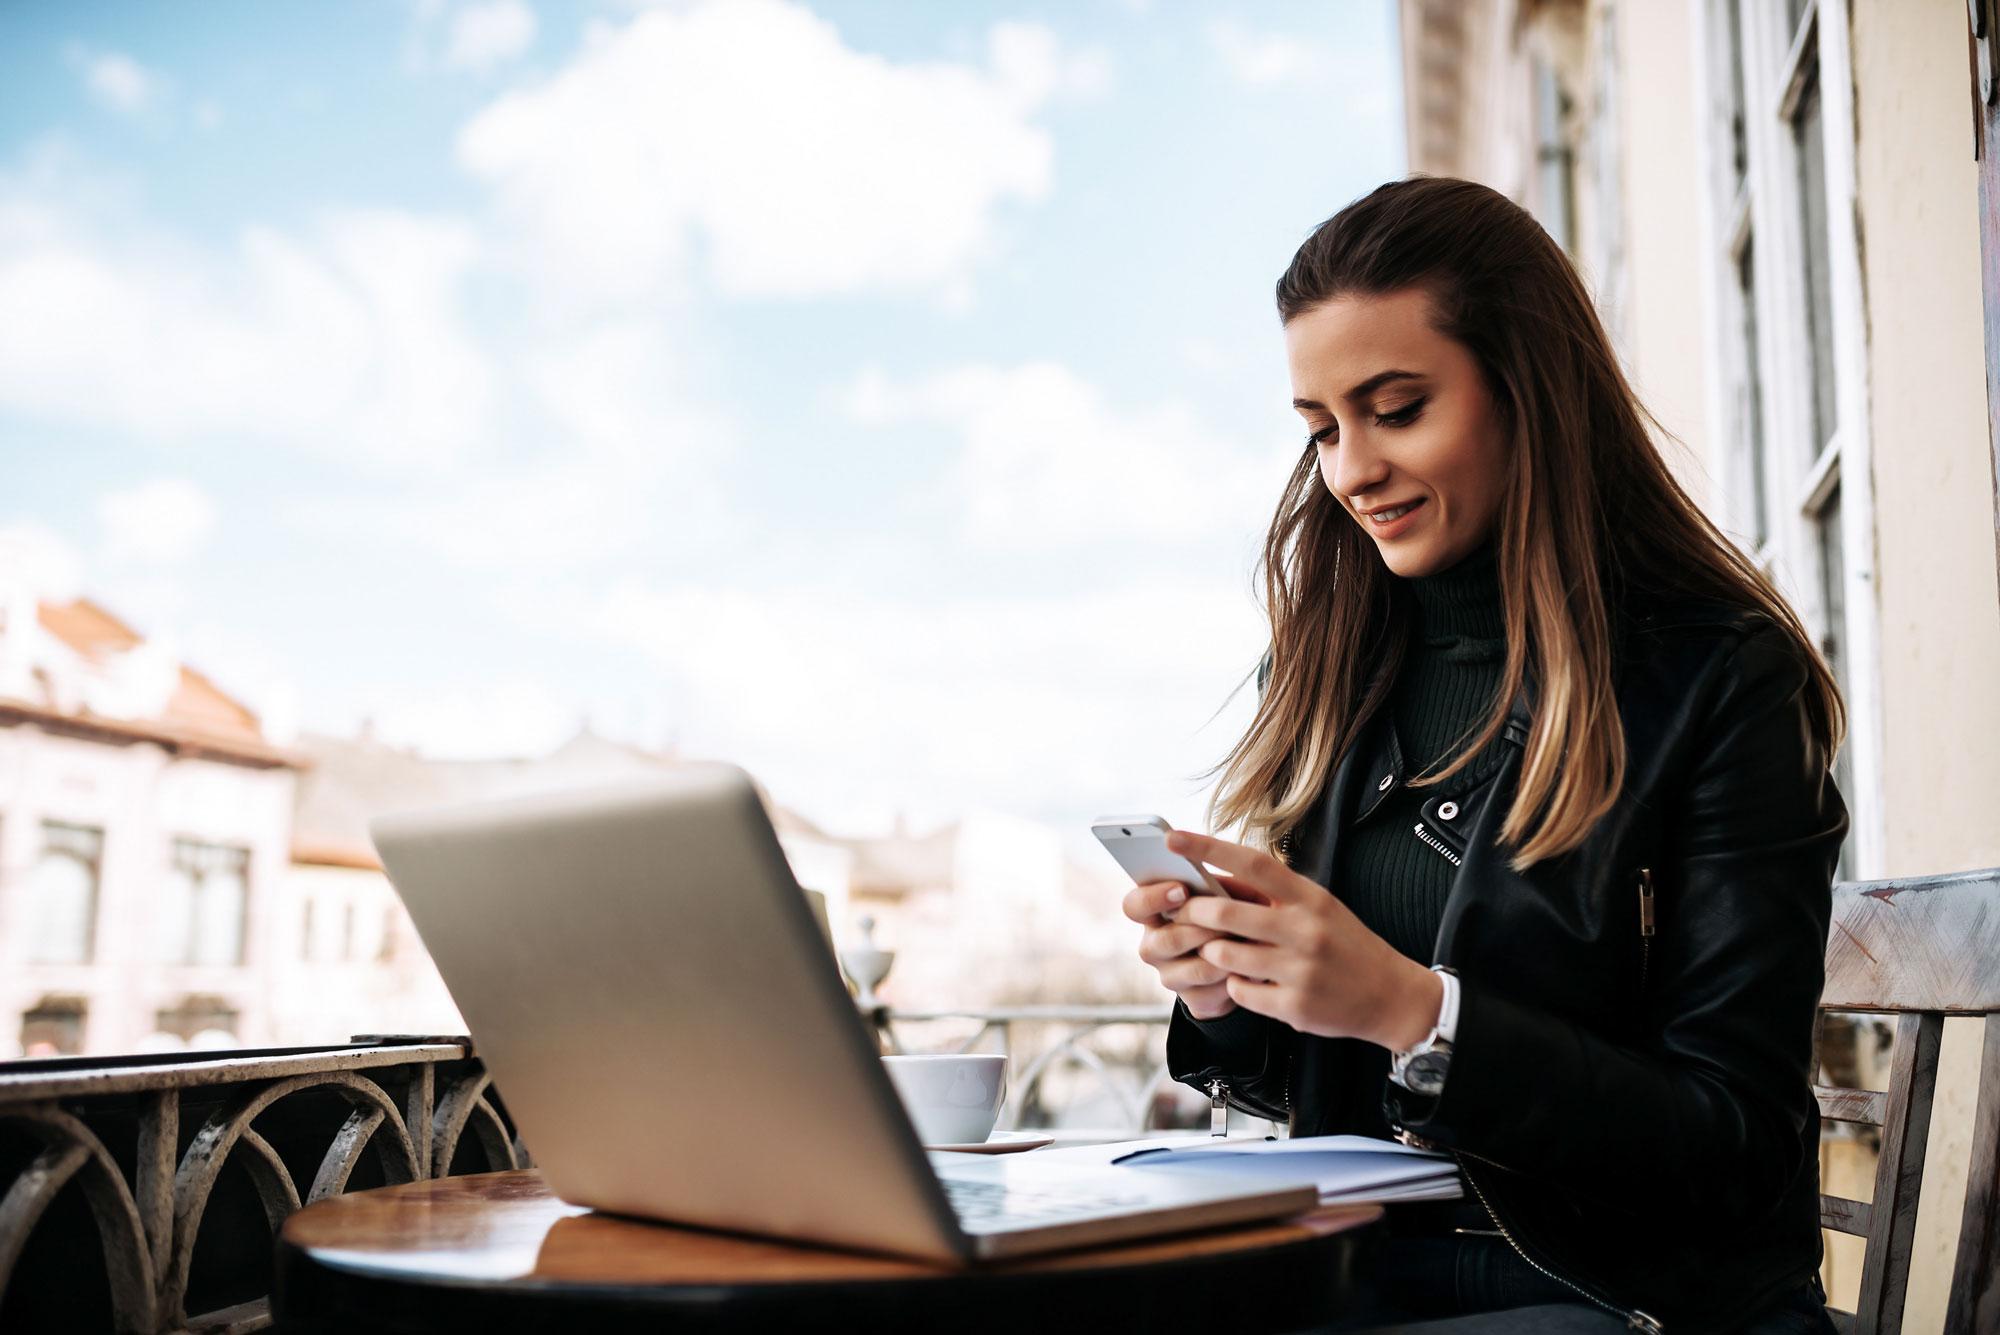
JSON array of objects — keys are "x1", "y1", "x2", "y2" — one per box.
[
  {"x1": 1340, "y1": 539, "x2": 1511, "y2": 961},
  {"x1": 1310, "y1": 538, "x2": 1511, "y2": 1145}
]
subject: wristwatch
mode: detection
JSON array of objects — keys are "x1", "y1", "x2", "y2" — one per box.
[{"x1": 1389, "y1": 965, "x2": 1459, "y2": 1097}]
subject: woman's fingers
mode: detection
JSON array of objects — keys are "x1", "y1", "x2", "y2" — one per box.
[
  {"x1": 1214, "y1": 872, "x2": 1273, "y2": 906},
  {"x1": 1121, "y1": 878, "x2": 1197, "y2": 926},
  {"x1": 1137, "y1": 920, "x2": 1226, "y2": 966},
  {"x1": 1166, "y1": 830, "x2": 1310, "y2": 905},
  {"x1": 1157, "y1": 953, "x2": 1232, "y2": 991},
  {"x1": 1198, "y1": 935, "x2": 1286, "y2": 983},
  {"x1": 1220, "y1": 974, "x2": 1292, "y2": 1027},
  {"x1": 1175, "y1": 893, "x2": 1295, "y2": 948},
  {"x1": 1178, "y1": 980, "x2": 1237, "y2": 1021}
]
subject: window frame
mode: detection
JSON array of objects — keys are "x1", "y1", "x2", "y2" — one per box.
[{"x1": 1694, "y1": 0, "x2": 1883, "y2": 878}]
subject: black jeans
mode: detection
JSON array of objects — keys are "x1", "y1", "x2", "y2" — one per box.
[{"x1": 1309, "y1": 1227, "x2": 1840, "y2": 1333}]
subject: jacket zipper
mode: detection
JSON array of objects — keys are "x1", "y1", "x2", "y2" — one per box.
[
  {"x1": 1204, "y1": 1044, "x2": 1296, "y2": 1135},
  {"x1": 1452, "y1": 1147, "x2": 1665, "y2": 1332},
  {"x1": 1412, "y1": 821, "x2": 1463, "y2": 866},
  {"x1": 1274, "y1": 830, "x2": 1297, "y2": 1135},
  {"x1": 1637, "y1": 866, "x2": 1656, "y2": 995},
  {"x1": 1207, "y1": 823, "x2": 1298, "y2": 1138}
]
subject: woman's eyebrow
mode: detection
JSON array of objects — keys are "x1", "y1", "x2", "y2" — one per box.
[{"x1": 1291, "y1": 369, "x2": 1426, "y2": 411}]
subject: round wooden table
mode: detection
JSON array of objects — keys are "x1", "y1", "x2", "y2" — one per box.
[{"x1": 275, "y1": 1169, "x2": 1384, "y2": 1334}]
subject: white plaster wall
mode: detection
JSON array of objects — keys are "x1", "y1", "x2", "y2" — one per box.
[
  {"x1": 1611, "y1": 0, "x2": 1715, "y2": 511},
  {"x1": 0, "y1": 726, "x2": 295, "y2": 1055},
  {"x1": 1847, "y1": 2, "x2": 2000, "y2": 1328}
]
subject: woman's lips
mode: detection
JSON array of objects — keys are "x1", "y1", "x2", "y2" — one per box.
[{"x1": 1365, "y1": 496, "x2": 1426, "y2": 539}]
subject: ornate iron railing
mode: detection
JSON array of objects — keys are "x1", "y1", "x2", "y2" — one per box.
[
  {"x1": 0, "y1": 1009, "x2": 1245, "y2": 1332},
  {"x1": 0, "y1": 1038, "x2": 522, "y2": 1334}
]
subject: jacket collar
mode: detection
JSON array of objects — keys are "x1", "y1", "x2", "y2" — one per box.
[{"x1": 1304, "y1": 673, "x2": 1534, "y2": 895}]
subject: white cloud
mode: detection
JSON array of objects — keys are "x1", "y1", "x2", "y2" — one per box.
[
  {"x1": 444, "y1": 0, "x2": 537, "y2": 73},
  {"x1": 0, "y1": 522, "x2": 84, "y2": 605},
  {"x1": 97, "y1": 478, "x2": 217, "y2": 564},
  {"x1": 986, "y1": 22, "x2": 1114, "y2": 103},
  {"x1": 457, "y1": 0, "x2": 1060, "y2": 304},
  {"x1": 74, "y1": 49, "x2": 161, "y2": 114},
  {"x1": 0, "y1": 162, "x2": 495, "y2": 471},
  {"x1": 361, "y1": 678, "x2": 581, "y2": 759},
  {"x1": 842, "y1": 360, "x2": 1280, "y2": 550},
  {"x1": 1207, "y1": 19, "x2": 1328, "y2": 87},
  {"x1": 574, "y1": 578, "x2": 1267, "y2": 832},
  {"x1": 358, "y1": 462, "x2": 701, "y2": 570}
]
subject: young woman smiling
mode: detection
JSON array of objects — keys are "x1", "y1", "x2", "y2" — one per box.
[{"x1": 1122, "y1": 177, "x2": 1847, "y2": 1333}]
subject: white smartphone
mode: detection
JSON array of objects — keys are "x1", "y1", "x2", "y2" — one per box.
[{"x1": 1090, "y1": 814, "x2": 1229, "y2": 900}]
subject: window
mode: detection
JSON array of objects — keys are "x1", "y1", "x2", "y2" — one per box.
[
  {"x1": 1817, "y1": 485, "x2": 1853, "y2": 880},
  {"x1": 1730, "y1": 240, "x2": 1769, "y2": 548},
  {"x1": 1792, "y1": 68, "x2": 1837, "y2": 457},
  {"x1": 1700, "y1": 0, "x2": 1875, "y2": 877},
  {"x1": 20, "y1": 994, "x2": 88, "y2": 1056},
  {"x1": 155, "y1": 994, "x2": 239, "y2": 1046},
  {"x1": 1532, "y1": 57, "x2": 1576, "y2": 252},
  {"x1": 164, "y1": 840, "x2": 250, "y2": 966},
  {"x1": 26, "y1": 822, "x2": 103, "y2": 964}
]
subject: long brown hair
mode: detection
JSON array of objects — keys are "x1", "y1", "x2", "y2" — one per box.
[{"x1": 1208, "y1": 175, "x2": 1844, "y2": 871}]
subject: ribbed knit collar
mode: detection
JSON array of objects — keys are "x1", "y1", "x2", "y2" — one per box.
[{"x1": 1402, "y1": 537, "x2": 1506, "y2": 653}]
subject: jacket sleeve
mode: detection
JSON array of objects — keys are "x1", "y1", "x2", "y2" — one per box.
[
  {"x1": 1382, "y1": 624, "x2": 1846, "y2": 1221},
  {"x1": 1165, "y1": 995, "x2": 1295, "y2": 1121},
  {"x1": 1164, "y1": 643, "x2": 1294, "y2": 1122}
]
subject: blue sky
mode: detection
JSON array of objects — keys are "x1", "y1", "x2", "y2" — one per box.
[{"x1": 1, "y1": 0, "x2": 1404, "y2": 839}]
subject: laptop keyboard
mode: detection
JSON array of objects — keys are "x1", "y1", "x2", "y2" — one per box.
[{"x1": 940, "y1": 1176, "x2": 1156, "y2": 1229}]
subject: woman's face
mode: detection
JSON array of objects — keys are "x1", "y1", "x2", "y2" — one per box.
[{"x1": 1285, "y1": 286, "x2": 1510, "y2": 578}]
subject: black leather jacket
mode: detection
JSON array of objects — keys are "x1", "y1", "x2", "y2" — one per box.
[{"x1": 1166, "y1": 597, "x2": 1847, "y2": 1333}]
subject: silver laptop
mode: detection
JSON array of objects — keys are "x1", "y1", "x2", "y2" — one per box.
[{"x1": 368, "y1": 763, "x2": 1317, "y2": 1264}]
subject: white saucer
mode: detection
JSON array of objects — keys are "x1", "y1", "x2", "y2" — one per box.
[{"x1": 924, "y1": 1130, "x2": 1055, "y2": 1154}]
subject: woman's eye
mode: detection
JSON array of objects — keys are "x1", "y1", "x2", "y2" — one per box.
[{"x1": 1304, "y1": 399, "x2": 1432, "y2": 451}]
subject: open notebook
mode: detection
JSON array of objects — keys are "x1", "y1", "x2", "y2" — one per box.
[{"x1": 1105, "y1": 1134, "x2": 1463, "y2": 1205}]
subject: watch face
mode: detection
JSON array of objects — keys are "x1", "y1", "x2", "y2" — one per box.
[{"x1": 1406, "y1": 1049, "x2": 1451, "y2": 1096}]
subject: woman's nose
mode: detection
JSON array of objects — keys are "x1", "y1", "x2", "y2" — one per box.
[{"x1": 1327, "y1": 431, "x2": 1390, "y2": 500}]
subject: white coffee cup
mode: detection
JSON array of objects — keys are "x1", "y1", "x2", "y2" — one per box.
[{"x1": 882, "y1": 1054, "x2": 1008, "y2": 1146}]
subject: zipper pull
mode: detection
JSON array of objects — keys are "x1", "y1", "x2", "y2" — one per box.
[
  {"x1": 1207, "y1": 1078, "x2": 1229, "y2": 1136},
  {"x1": 1625, "y1": 1313, "x2": 1664, "y2": 1333},
  {"x1": 1636, "y1": 867, "x2": 1656, "y2": 938}
]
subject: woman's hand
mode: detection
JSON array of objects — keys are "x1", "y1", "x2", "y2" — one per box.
[
  {"x1": 1121, "y1": 878, "x2": 1239, "y2": 1020},
  {"x1": 1164, "y1": 829, "x2": 1444, "y2": 1052}
]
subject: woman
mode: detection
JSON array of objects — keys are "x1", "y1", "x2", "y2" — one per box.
[{"x1": 1121, "y1": 176, "x2": 1846, "y2": 1333}]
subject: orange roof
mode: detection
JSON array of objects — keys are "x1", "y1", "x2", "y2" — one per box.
[{"x1": 3, "y1": 598, "x2": 295, "y2": 769}]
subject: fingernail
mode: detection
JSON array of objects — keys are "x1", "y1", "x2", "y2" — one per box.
[{"x1": 1166, "y1": 886, "x2": 1187, "y2": 904}]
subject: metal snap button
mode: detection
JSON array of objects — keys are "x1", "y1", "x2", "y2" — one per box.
[
  {"x1": 1438, "y1": 801, "x2": 1459, "y2": 820},
  {"x1": 1377, "y1": 774, "x2": 1393, "y2": 792}
]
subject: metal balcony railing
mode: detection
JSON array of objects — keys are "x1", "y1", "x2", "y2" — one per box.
[
  {"x1": 0, "y1": 1038, "x2": 522, "y2": 1334},
  {"x1": 0, "y1": 1008, "x2": 1244, "y2": 1333}
]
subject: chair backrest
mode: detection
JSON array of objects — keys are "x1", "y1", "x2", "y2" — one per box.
[{"x1": 1814, "y1": 867, "x2": 2000, "y2": 1335}]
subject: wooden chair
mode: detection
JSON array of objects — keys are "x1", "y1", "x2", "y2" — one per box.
[{"x1": 1814, "y1": 867, "x2": 2000, "y2": 1334}]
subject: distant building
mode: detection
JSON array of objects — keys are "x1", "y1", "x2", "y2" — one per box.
[
  {"x1": 0, "y1": 588, "x2": 1154, "y2": 1058},
  {"x1": 278, "y1": 726, "x2": 862, "y2": 1045},
  {"x1": 0, "y1": 594, "x2": 301, "y2": 1056}
]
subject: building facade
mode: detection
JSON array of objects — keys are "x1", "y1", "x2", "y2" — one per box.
[
  {"x1": 1398, "y1": 0, "x2": 1999, "y2": 1324},
  {"x1": 0, "y1": 596, "x2": 301, "y2": 1056},
  {"x1": 0, "y1": 587, "x2": 1149, "y2": 1063}
]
